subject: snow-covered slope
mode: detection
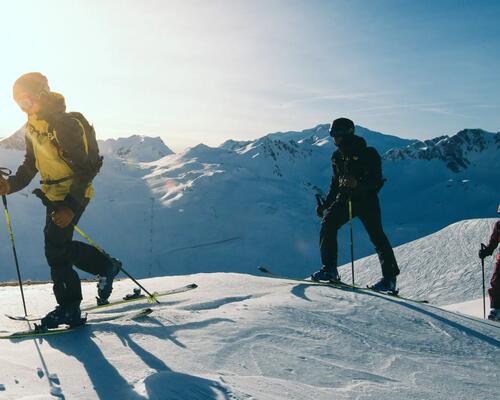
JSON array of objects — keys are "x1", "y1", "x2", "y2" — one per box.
[
  {"x1": 0, "y1": 273, "x2": 498, "y2": 399},
  {"x1": 338, "y1": 219, "x2": 498, "y2": 306},
  {"x1": 0, "y1": 126, "x2": 25, "y2": 151}
]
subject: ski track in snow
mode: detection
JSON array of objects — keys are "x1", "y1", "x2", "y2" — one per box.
[{"x1": 0, "y1": 273, "x2": 498, "y2": 399}]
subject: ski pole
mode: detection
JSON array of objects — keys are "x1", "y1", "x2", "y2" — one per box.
[
  {"x1": 480, "y1": 243, "x2": 487, "y2": 319},
  {"x1": 0, "y1": 168, "x2": 29, "y2": 316},
  {"x1": 32, "y1": 189, "x2": 160, "y2": 304},
  {"x1": 72, "y1": 224, "x2": 160, "y2": 304},
  {"x1": 348, "y1": 197, "x2": 355, "y2": 287}
]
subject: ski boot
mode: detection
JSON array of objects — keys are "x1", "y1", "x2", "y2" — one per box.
[
  {"x1": 488, "y1": 308, "x2": 500, "y2": 321},
  {"x1": 123, "y1": 288, "x2": 143, "y2": 301},
  {"x1": 96, "y1": 257, "x2": 121, "y2": 305},
  {"x1": 39, "y1": 302, "x2": 86, "y2": 330},
  {"x1": 311, "y1": 266, "x2": 341, "y2": 283},
  {"x1": 369, "y1": 276, "x2": 398, "y2": 295}
]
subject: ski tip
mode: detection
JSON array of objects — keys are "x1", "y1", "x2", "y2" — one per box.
[{"x1": 188, "y1": 283, "x2": 198, "y2": 288}]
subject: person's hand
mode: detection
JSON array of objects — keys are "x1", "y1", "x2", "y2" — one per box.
[
  {"x1": 316, "y1": 205, "x2": 324, "y2": 218},
  {"x1": 479, "y1": 245, "x2": 494, "y2": 260},
  {"x1": 340, "y1": 176, "x2": 358, "y2": 189},
  {"x1": 0, "y1": 176, "x2": 10, "y2": 196},
  {"x1": 51, "y1": 207, "x2": 75, "y2": 228}
]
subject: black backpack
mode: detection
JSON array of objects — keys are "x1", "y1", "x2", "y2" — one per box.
[
  {"x1": 67, "y1": 112, "x2": 103, "y2": 179},
  {"x1": 48, "y1": 112, "x2": 103, "y2": 181}
]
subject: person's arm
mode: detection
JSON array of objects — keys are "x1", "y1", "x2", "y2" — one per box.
[
  {"x1": 487, "y1": 221, "x2": 500, "y2": 250},
  {"x1": 323, "y1": 155, "x2": 340, "y2": 208},
  {"x1": 7, "y1": 132, "x2": 38, "y2": 193},
  {"x1": 53, "y1": 116, "x2": 92, "y2": 213},
  {"x1": 479, "y1": 220, "x2": 500, "y2": 259}
]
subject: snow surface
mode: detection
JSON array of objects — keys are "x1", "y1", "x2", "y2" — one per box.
[
  {"x1": 0, "y1": 273, "x2": 498, "y2": 399},
  {"x1": 442, "y1": 298, "x2": 489, "y2": 319}
]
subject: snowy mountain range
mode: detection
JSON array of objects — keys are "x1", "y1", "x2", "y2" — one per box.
[
  {"x1": 0, "y1": 124, "x2": 498, "y2": 308},
  {"x1": 0, "y1": 128, "x2": 174, "y2": 163}
]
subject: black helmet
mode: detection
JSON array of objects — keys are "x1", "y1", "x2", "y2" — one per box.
[{"x1": 329, "y1": 117, "x2": 355, "y2": 137}]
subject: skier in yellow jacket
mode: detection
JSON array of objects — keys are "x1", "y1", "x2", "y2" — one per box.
[{"x1": 0, "y1": 73, "x2": 119, "y2": 329}]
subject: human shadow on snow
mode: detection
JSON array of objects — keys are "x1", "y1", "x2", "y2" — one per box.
[
  {"x1": 42, "y1": 315, "x2": 236, "y2": 400},
  {"x1": 288, "y1": 282, "x2": 500, "y2": 348}
]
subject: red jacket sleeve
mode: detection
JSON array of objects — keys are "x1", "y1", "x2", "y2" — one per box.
[{"x1": 488, "y1": 220, "x2": 500, "y2": 250}]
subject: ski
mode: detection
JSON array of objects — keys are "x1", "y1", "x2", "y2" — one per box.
[
  {"x1": 5, "y1": 283, "x2": 198, "y2": 322},
  {"x1": 0, "y1": 308, "x2": 154, "y2": 340},
  {"x1": 257, "y1": 266, "x2": 429, "y2": 303},
  {"x1": 258, "y1": 266, "x2": 500, "y2": 329}
]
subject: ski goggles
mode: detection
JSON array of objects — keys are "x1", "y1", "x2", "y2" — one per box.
[{"x1": 14, "y1": 93, "x2": 35, "y2": 111}]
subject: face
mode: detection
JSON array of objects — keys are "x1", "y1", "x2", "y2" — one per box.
[
  {"x1": 14, "y1": 92, "x2": 41, "y2": 115},
  {"x1": 333, "y1": 135, "x2": 344, "y2": 147}
]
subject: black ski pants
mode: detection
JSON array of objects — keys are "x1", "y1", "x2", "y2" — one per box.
[
  {"x1": 320, "y1": 195, "x2": 400, "y2": 279},
  {"x1": 44, "y1": 199, "x2": 111, "y2": 306}
]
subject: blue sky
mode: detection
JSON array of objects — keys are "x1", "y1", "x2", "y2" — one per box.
[{"x1": 0, "y1": 0, "x2": 499, "y2": 151}]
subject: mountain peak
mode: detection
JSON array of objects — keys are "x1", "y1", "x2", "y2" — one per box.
[
  {"x1": 99, "y1": 135, "x2": 174, "y2": 162},
  {"x1": 384, "y1": 129, "x2": 500, "y2": 172},
  {"x1": 0, "y1": 126, "x2": 26, "y2": 151}
]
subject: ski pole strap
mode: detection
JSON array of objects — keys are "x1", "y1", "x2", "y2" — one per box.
[{"x1": 0, "y1": 167, "x2": 12, "y2": 177}]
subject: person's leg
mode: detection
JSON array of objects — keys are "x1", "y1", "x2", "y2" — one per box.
[
  {"x1": 66, "y1": 200, "x2": 118, "y2": 302},
  {"x1": 70, "y1": 241, "x2": 111, "y2": 275},
  {"x1": 44, "y1": 206, "x2": 83, "y2": 306},
  {"x1": 64, "y1": 199, "x2": 111, "y2": 276},
  {"x1": 357, "y1": 197, "x2": 400, "y2": 279},
  {"x1": 488, "y1": 254, "x2": 500, "y2": 309},
  {"x1": 319, "y1": 201, "x2": 350, "y2": 272}
]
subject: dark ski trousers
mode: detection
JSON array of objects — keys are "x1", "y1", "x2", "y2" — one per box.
[
  {"x1": 320, "y1": 195, "x2": 399, "y2": 279},
  {"x1": 489, "y1": 253, "x2": 500, "y2": 308},
  {"x1": 44, "y1": 199, "x2": 111, "y2": 306}
]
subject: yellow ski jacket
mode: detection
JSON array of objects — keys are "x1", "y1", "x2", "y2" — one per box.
[{"x1": 8, "y1": 92, "x2": 94, "y2": 212}]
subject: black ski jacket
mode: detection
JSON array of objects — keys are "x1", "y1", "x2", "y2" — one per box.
[{"x1": 323, "y1": 135, "x2": 384, "y2": 208}]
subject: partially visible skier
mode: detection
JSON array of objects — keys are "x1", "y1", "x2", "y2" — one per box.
[
  {"x1": 312, "y1": 117, "x2": 400, "y2": 292},
  {"x1": 478, "y1": 205, "x2": 500, "y2": 321},
  {"x1": 0, "y1": 72, "x2": 119, "y2": 329}
]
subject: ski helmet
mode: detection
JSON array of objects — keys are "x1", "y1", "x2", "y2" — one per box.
[{"x1": 329, "y1": 117, "x2": 355, "y2": 137}]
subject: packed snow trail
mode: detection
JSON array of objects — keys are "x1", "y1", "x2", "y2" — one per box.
[{"x1": 0, "y1": 273, "x2": 499, "y2": 399}]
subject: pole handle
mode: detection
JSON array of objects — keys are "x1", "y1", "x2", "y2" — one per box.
[
  {"x1": 315, "y1": 194, "x2": 324, "y2": 208},
  {"x1": 0, "y1": 167, "x2": 12, "y2": 176}
]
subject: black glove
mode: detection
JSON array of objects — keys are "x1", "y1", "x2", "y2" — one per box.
[
  {"x1": 479, "y1": 244, "x2": 494, "y2": 259},
  {"x1": 316, "y1": 204, "x2": 324, "y2": 218}
]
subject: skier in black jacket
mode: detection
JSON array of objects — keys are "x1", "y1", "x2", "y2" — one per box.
[{"x1": 311, "y1": 118, "x2": 400, "y2": 292}]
